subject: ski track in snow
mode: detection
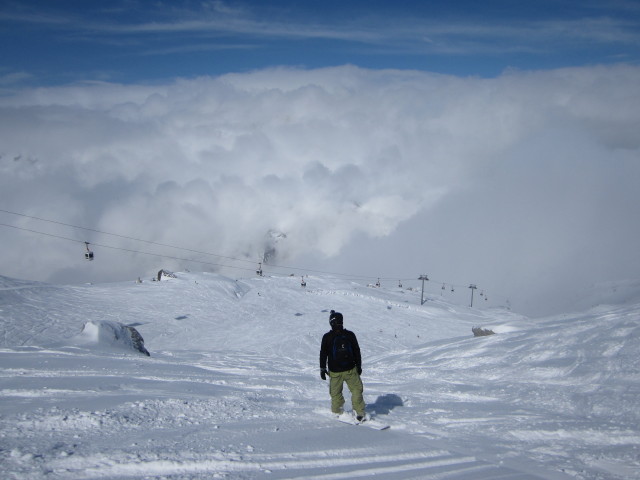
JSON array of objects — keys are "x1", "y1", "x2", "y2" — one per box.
[{"x1": 1, "y1": 272, "x2": 639, "y2": 479}]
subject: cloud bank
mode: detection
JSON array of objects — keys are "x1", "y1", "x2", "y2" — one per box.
[{"x1": 1, "y1": 65, "x2": 639, "y2": 316}]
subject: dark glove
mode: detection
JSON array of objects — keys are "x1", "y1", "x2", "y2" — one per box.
[
  {"x1": 357, "y1": 365, "x2": 362, "y2": 376},
  {"x1": 320, "y1": 368, "x2": 327, "y2": 380}
]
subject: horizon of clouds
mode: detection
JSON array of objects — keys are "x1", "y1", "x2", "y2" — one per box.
[{"x1": 1, "y1": 64, "x2": 639, "y2": 317}]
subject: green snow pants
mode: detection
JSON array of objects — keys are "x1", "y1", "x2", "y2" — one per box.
[{"x1": 329, "y1": 367, "x2": 365, "y2": 416}]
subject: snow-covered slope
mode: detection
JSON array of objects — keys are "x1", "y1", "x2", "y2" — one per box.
[{"x1": 1, "y1": 272, "x2": 638, "y2": 479}]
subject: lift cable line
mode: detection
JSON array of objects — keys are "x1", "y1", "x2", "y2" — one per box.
[
  {"x1": 0, "y1": 221, "x2": 389, "y2": 280},
  {"x1": 0, "y1": 209, "x2": 409, "y2": 282},
  {"x1": 0, "y1": 208, "x2": 397, "y2": 280},
  {"x1": 0, "y1": 208, "x2": 256, "y2": 266},
  {"x1": 0, "y1": 219, "x2": 390, "y2": 282},
  {"x1": 1, "y1": 220, "x2": 483, "y2": 294},
  {"x1": 0, "y1": 209, "x2": 486, "y2": 297},
  {"x1": 0, "y1": 222, "x2": 259, "y2": 273}
]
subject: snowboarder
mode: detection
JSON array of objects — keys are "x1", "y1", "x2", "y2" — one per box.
[{"x1": 319, "y1": 310, "x2": 366, "y2": 421}]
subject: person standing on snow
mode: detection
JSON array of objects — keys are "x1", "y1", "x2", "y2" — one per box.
[{"x1": 319, "y1": 310, "x2": 366, "y2": 421}]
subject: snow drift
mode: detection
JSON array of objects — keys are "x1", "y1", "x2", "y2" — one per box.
[{"x1": 73, "y1": 320, "x2": 150, "y2": 356}]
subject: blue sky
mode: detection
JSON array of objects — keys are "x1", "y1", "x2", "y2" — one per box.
[{"x1": 2, "y1": 0, "x2": 640, "y2": 86}]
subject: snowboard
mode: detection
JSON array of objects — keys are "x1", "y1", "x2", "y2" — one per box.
[{"x1": 336, "y1": 412, "x2": 390, "y2": 430}]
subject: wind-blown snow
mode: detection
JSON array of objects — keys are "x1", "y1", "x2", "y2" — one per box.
[{"x1": 0, "y1": 272, "x2": 638, "y2": 479}]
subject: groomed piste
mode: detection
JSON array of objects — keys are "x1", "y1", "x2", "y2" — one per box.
[{"x1": 1, "y1": 272, "x2": 638, "y2": 479}]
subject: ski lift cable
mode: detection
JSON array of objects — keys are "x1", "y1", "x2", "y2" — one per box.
[
  {"x1": 1, "y1": 221, "x2": 482, "y2": 289},
  {"x1": 0, "y1": 208, "x2": 256, "y2": 266},
  {"x1": 0, "y1": 209, "x2": 391, "y2": 281},
  {"x1": 371, "y1": 272, "x2": 472, "y2": 289},
  {"x1": 0, "y1": 222, "x2": 87, "y2": 245},
  {"x1": 93, "y1": 243, "x2": 256, "y2": 272},
  {"x1": 259, "y1": 263, "x2": 383, "y2": 280},
  {"x1": 0, "y1": 222, "x2": 257, "y2": 273},
  {"x1": 0, "y1": 215, "x2": 484, "y2": 290}
]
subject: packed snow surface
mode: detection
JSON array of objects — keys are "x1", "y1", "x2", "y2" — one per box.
[{"x1": 1, "y1": 272, "x2": 638, "y2": 479}]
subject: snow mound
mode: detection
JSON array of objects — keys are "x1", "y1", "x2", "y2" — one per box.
[{"x1": 73, "y1": 320, "x2": 150, "y2": 356}]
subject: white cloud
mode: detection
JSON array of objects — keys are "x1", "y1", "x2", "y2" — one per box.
[{"x1": 0, "y1": 65, "x2": 639, "y2": 316}]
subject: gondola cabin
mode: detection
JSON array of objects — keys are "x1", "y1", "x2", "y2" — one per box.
[{"x1": 84, "y1": 242, "x2": 94, "y2": 261}]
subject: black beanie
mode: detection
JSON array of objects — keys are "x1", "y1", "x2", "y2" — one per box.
[{"x1": 329, "y1": 310, "x2": 343, "y2": 327}]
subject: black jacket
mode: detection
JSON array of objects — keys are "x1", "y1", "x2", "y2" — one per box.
[{"x1": 320, "y1": 328, "x2": 362, "y2": 373}]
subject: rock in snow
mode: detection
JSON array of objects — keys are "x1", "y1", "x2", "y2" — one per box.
[{"x1": 75, "y1": 320, "x2": 150, "y2": 356}]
